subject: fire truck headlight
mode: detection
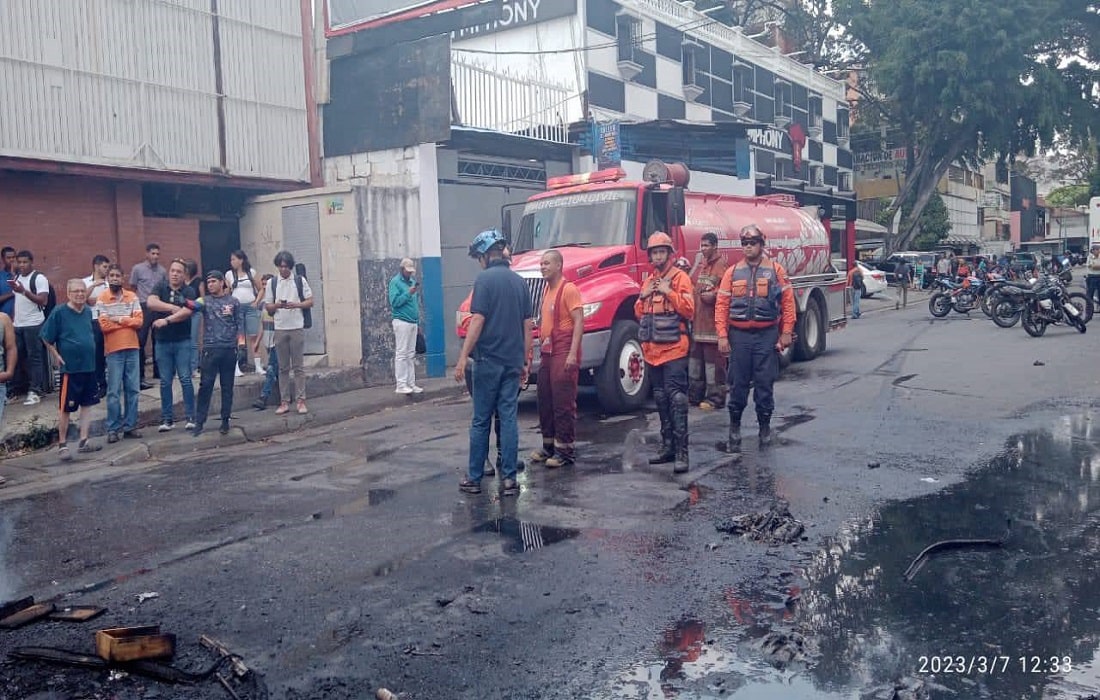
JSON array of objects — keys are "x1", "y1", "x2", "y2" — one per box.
[{"x1": 582, "y1": 302, "x2": 602, "y2": 318}]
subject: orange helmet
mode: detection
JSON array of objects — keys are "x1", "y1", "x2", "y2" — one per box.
[{"x1": 647, "y1": 232, "x2": 674, "y2": 252}]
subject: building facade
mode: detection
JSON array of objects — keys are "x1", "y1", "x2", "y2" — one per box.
[{"x1": 1, "y1": 0, "x2": 316, "y2": 294}]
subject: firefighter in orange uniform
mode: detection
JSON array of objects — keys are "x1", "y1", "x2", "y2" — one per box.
[
  {"x1": 715, "y1": 224, "x2": 796, "y2": 450},
  {"x1": 634, "y1": 232, "x2": 695, "y2": 473}
]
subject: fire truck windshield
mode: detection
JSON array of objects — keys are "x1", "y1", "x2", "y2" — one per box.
[{"x1": 513, "y1": 189, "x2": 637, "y2": 253}]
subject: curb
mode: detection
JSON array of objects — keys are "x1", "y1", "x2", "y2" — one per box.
[{"x1": 1, "y1": 379, "x2": 469, "y2": 474}]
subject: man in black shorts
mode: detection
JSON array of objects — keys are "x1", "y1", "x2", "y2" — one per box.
[{"x1": 41, "y1": 279, "x2": 102, "y2": 460}]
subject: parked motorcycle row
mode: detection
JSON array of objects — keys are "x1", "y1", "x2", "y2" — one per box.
[{"x1": 928, "y1": 270, "x2": 1094, "y2": 337}]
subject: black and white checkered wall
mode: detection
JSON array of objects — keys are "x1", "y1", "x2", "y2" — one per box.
[{"x1": 582, "y1": 0, "x2": 853, "y2": 188}]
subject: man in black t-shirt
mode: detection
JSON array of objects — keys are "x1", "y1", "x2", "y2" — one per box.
[
  {"x1": 454, "y1": 230, "x2": 533, "y2": 497},
  {"x1": 146, "y1": 259, "x2": 197, "y2": 432}
]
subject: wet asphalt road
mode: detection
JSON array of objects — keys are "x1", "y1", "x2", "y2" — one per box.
[{"x1": 4, "y1": 294, "x2": 1100, "y2": 699}]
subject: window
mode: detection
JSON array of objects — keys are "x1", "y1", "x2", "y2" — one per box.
[
  {"x1": 811, "y1": 165, "x2": 824, "y2": 186},
  {"x1": 808, "y1": 95, "x2": 823, "y2": 135},
  {"x1": 838, "y1": 171, "x2": 852, "y2": 191},
  {"x1": 732, "y1": 66, "x2": 753, "y2": 117},
  {"x1": 774, "y1": 79, "x2": 790, "y2": 127},
  {"x1": 616, "y1": 14, "x2": 642, "y2": 65}
]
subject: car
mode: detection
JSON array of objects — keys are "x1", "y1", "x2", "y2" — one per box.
[
  {"x1": 832, "y1": 259, "x2": 887, "y2": 298},
  {"x1": 877, "y1": 252, "x2": 938, "y2": 286},
  {"x1": 858, "y1": 261, "x2": 888, "y2": 298}
]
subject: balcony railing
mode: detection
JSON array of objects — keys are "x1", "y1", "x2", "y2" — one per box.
[{"x1": 451, "y1": 55, "x2": 573, "y2": 145}]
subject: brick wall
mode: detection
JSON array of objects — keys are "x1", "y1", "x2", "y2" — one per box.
[{"x1": 0, "y1": 172, "x2": 200, "y2": 296}]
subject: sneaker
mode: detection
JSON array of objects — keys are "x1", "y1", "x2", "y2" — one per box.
[
  {"x1": 500, "y1": 479, "x2": 520, "y2": 497},
  {"x1": 529, "y1": 447, "x2": 553, "y2": 463},
  {"x1": 459, "y1": 479, "x2": 482, "y2": 494},
  {"x1": 122, "y1": 429, "x2": 143, "y2": 439},
  {"x1": 107, "y1": 431, "x2": 120, "y2": 444},
  {"x1": 58, "y1": 444, "x2": 71, "y2": 461},
  {"x1": 77, "y1": 439, "x2": 101, "y2": 454},
  {"x1": 545, "y1": 456, "x2": 574, "y2": 469},
  {"x1": 5, "y1": 394, "x2": 22, "y2": 406},
  {"x1": 158, "y1": 422, "x2": 174, "y2": 433},
  {"x1": 254, "y1": 360, "x2": 265, "y2": 374},
  {"x1": 410, "y1": 385, "x2": 424, "y2": 394},
  {"x1": 699, "y1": 401, "x2": 715, "y2": 411},
  {"x1": 191, "y1": 423, "x2": 204, "y2": 437},
  {"x1": 275, "y1": 402, "x2": 290, "y2": 415},
  {"x1": 23, "y1": 392, "x2": 40, "y2": 406},
  {"x1": 253, "y1": 398, "x2": 267, "y2": 411},
  {"x1": 219, "y1": 419, "x2": 230, "y2": 435},
  {"x1": 184, "y1": 421, "x2": 196, "y2": 430},
  {"x1": 395, "y1": 386, "x2": 413, "y2": 395},
  {"x1": 297, "y1": 400, "x2": 308, "y2": 414},
  {"x1": 234, "y1": 366, "x2": 244, "y2": 378}
]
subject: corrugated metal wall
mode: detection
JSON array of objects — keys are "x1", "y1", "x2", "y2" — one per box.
[{"x1": 0, "y1": 0, "x2": 309, "y2": 182}]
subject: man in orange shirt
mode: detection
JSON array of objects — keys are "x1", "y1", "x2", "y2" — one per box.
[
  {"x1": 528, "y1": 249, "x2": 584, "y2": 468},
  {"x1": 634, "y1": 232, "x2": 695, "y2": 473},
  {"x1": 688, "y1": 232, "x2": 728, "y2": 409},
  {"x1": 715, "y1": 225, "x2": 795, "y2": 450},
  {"x1": 97, "y1": 264, "x2": 145, "y2": 443}
]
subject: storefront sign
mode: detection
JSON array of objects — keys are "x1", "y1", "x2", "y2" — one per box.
[
  {"x1": 745, "y1": 127, "x2": 789, "y2": 152},
  {"x1": 452, "y1": 0, "x2": 576, "y2": 39},
  {"x1": 593, "y1": 121, "x2": 621, "y2": 169}
]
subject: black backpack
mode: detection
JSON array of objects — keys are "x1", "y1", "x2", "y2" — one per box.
[
  {"x1": 30, "y1": 271, "x2": 56, "y2": 317},
  {"x1": 269, "y1": 274, "x2": 312, "y2": 329}
]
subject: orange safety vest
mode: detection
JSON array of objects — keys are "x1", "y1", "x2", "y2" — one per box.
[{"x1": 725, "y1": 258, "x2": 786, "y2": 327}]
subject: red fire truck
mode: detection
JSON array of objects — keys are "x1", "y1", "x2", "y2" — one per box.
[{"x1": 458, "y1": 161, "x2": 848, "y2": 413}]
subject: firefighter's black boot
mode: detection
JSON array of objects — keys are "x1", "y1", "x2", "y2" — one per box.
[
  {"x1": 757, "y1": 411, "x2": 773, "y2": 447},
  {"x1": 727, "y1": 409, "x2": 743, "y2": 454},
  {"x1": 649, "y1": 389, "x2": 675, "y2": 464},
  {"x1": 671, "y1": 395, "x2": 689, "y2": 474}
]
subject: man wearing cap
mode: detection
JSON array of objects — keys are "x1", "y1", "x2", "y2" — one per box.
[
  {"x1": 1087, "y1": 244, "x2": 1100, "y2": 307},
  {"x1": 388, "y1": 257, "x2": 422, "y2": 394},
  {"x1": 190, "y1": 269, "x2": 246, "y2": 436},
  {"x1": 715, "y1": 224, "x2": 796, "y2": 450}
]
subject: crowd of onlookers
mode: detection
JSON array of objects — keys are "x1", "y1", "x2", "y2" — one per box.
[{"x1": 0, "y1": 245, "x2": 316, "y2": 474}]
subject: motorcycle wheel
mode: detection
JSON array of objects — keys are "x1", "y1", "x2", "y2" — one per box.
[
  {"x1": 991, "y1": 299, "x2": 1021, "y2": 328},
  {"x1": 1076, "y1": 316, "x2": 1088, "y2": 333},
  {"x1": 1067, "y1": 292, "x2": 1093, "y2": 325},
  {"x1": 1021, "y1": 305, "x2": 1048, "y2": 337},
  {"x1": 929, "y1": 293, "x2": 951, "y2": 318},
  {"x1": 980, "y1": 288, "x2": 997, "y2": 317}
]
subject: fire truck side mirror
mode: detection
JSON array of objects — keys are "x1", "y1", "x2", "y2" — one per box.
[{"x1": 668, "y1": 187, "x2": 686, "y2": 227}]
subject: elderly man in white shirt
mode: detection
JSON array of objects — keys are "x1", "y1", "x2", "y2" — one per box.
[{"x1": 263, "y1": 250, "x2": 314, "y2": 416}]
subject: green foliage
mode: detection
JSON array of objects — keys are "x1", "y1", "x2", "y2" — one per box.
[
  {"x1": 910, "y1": 192, "x2": 951, "y2": 251},
  {"x1": 834, "y1": 0, "x2": 1100, "y2": 250},
  {"x1": 1046, "y1": 184, "x2": 1091, "y2": 208},
  {"x1": 875, "y1": 193, "x2": 950, "y2": 251}
]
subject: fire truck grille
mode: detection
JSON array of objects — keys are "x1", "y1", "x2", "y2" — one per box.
[{"x1": 527, "y1": 277, "x2": 547, "y2": 322}]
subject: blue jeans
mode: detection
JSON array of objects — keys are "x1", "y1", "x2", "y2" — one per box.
[
  {"x1": 155, "y1": 338, "x2": 195, "y2": 424},
  {"x1": 190, "y1": 315, "x2": 201, "y2": 374},
  {"x1": 261, "y1": 347, "x2": 279, "y2": 399},
  {"x1": 106, "y1": 349, "x2": 140, "y2": 433},
  {"x1": 467, "y1": 361, "x2": 521, "y2": 483},
  {"x1": 851, "y1": 287, "x2": 861, "y2": 318}
]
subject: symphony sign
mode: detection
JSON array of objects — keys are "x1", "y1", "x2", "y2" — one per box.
[{"x1": 328, "y1": 0, "x2": 577, "y2": 37}]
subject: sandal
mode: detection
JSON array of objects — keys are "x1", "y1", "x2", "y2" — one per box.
[{"x1": 77, "y1": 440, "x2": 102, "y2": 454}]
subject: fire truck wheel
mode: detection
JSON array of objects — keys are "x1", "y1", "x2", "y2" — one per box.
[
  {"x1": 793, "y1": 296, "x2": 824, "y2": 362},
  {"x1": 596, "y1": 320, "x2": 651, "y2": 414}
]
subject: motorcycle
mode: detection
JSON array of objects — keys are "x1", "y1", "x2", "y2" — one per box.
[
  {"x1": 1017, "y1": 273, "x2": 1091, "y2": 337},
  {"x1": 928, "y1": 276, "x2": 980, "y2": 317}
]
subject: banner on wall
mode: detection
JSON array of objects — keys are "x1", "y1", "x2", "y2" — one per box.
[{"x1": 593, "y1": 121, "x2": 621, "y2": 169}]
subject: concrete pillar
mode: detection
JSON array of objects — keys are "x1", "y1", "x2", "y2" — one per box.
[{"x1": 417, "y1": 143, "x2": 446, "y2": 378}]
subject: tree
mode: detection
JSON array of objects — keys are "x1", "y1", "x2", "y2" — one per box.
[
  {"x1": 1046, "y1": 184, "x2": 1091, "y2": 208},
  {"x1": 833, "y1": 0, "x2": 1100, "y2": 253},
  {"x1": 875, "y1": 191, "x2": 951, "y2": 251}
]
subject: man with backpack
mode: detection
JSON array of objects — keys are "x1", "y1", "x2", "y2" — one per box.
[
  {"x1": 263, "y1": 250, "x2": 313, "y2": 415},
  {"x1": 10, "y1": 250, "x2": 53, "y2": 405}
]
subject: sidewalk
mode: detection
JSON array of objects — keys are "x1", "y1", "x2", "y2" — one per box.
[{"x1": 0, "y1": 368, "x2": 467, "y2": 486}]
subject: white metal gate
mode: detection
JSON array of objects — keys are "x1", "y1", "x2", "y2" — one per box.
[
  {"x1": 281, "y1": 203, "x2": 326, "y2": 355},
  {"x1": 450, "y1": 56, "x2": 572, "y2": 144}
]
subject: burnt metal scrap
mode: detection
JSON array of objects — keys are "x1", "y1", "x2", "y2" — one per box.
[
  {"x1": 716, "y1": 501, "x2": 806, "y2": 544},
  {"x1": 902, "y1": 519, "x2": 1012, "y2": 582},
  {"x1": 758, "y1": 629, "x2": 813, "y2": 669},
  {"x1": 860, "y1": 676, "x2": 931, "y2": 700}
]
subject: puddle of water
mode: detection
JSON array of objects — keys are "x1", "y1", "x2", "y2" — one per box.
[
  {"x1": 605, "y1": 420, "x2": 1100, "y2": 698},
  {"x1": 472, "y1": 517, "x2": 581, "y2": 555}
]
